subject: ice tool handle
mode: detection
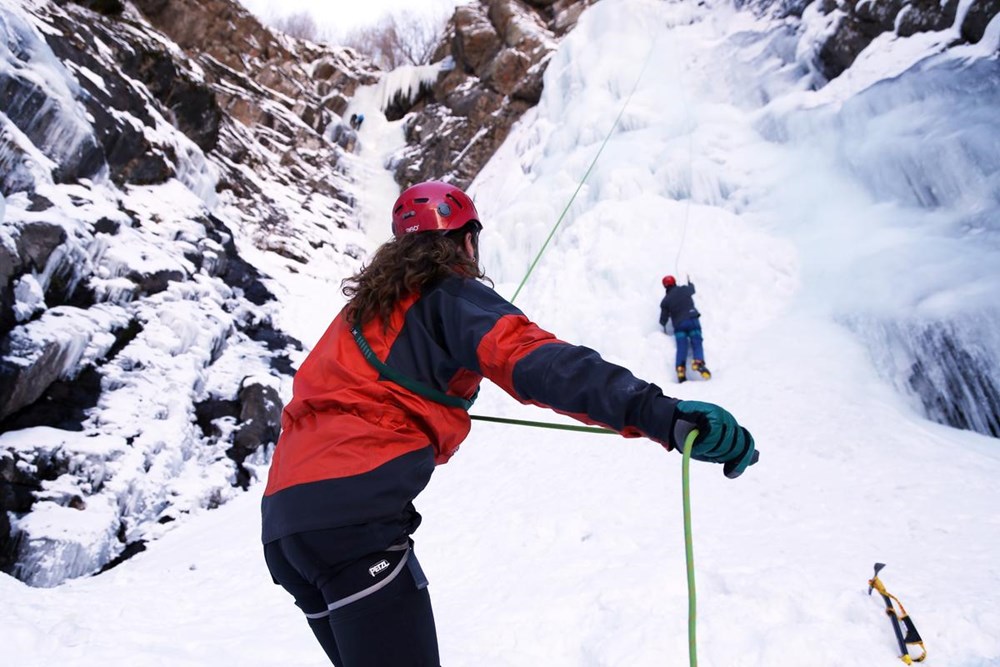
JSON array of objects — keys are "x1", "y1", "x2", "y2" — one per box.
[{"x1": 868, "y1": 563, "x2": 926, "y2": 664}]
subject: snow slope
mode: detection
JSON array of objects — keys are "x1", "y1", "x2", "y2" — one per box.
[{"x1": 4, "y1": 0, "x2": 1000, "y2": 665}]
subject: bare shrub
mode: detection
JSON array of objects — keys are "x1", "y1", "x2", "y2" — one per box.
[
  {"x1": 273, "y1": 12, "x2": 320, "y2": 42},
  {"x1": 344, "y1": 10, "x2": 447, "y2": 70}
]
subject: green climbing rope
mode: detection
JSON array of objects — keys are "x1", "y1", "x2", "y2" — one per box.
[
  {"x1": 683, "y1": 428, "x2": 699, "y2": 667},
  {"x1": 469, "y1": 420, "x2": 699, "y2": 667},
  {"x1": 470, "y1": 414, "x2": 615, "y2": 435},
  {"x1": 510, "y1": 36, "x2": 660, "y2": 304}
]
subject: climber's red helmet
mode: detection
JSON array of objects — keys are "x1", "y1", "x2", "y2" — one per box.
[
  {"x1": 662, "y1": 275, "x2": 677, "y2": 288},
  {"x1": 391, "y1": 181, "x2": 481, "y2": 238}
]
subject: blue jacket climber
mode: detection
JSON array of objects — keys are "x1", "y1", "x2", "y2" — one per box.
[{"x1": 659, "y1": 275, "x2": 711, "y2": 382}]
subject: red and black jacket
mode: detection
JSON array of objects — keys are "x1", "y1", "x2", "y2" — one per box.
[{"x1": 261, "y1": 276, "x2": 679, "y2": 555}]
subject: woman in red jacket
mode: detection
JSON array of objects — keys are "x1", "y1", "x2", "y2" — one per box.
[{"x1": 262, "y1": 181, "x2": 757, "y2": 666}]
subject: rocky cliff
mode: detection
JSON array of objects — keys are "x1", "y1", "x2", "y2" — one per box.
[
  {"x1": 739, "y1": 0, "x2": 998, "y2": 80},
  {"x1": 0, "y1": 0, "x2": 378, "y2": 586},
  {"x1": 388, "y1": 0, "x2": 595, "y2": 189}
]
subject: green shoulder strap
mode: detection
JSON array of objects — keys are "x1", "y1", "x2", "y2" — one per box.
[{"x1": 351, "y1": 323, "x2": 477, "y2": 410}]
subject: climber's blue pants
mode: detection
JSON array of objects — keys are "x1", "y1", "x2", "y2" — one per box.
[{"x1": 674, "y1": 318, "x2": 705, "y2": 368}]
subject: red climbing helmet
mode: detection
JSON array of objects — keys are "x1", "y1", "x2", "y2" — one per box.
[
  {"x1": 391, "y1": 181, "x2": 480, "y2": 237},
  {"x1": 662, "y1": 275, "x2": 677, "y2": 288}
]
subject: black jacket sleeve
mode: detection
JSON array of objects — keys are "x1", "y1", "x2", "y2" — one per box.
[{"x1": 511, "y1": 342, "x2": 679, "y2": 447}]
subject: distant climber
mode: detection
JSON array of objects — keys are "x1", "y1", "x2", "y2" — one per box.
[
  {"x1": 349, "y1": 112, "x2": 365, "y2": 130},
  {"x1": 659, "y1": 275, "x2": 711, "y2": 383}
]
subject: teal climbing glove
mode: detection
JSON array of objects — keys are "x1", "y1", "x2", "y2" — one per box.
[{"x1": 671, "y1": 400, "x2": 758, "y2": 478}]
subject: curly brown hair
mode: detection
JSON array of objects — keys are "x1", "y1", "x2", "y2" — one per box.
[{"x1": 342, "y1": 223, "x2": 489, "y2": 327}]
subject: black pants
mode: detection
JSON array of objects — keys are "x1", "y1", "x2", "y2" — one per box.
[{"x1": 264, "y1": 529, "x2": 440, "y2": 666}]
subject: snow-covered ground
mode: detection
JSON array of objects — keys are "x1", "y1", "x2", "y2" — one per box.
[{"x1": 4, "y1": 0, "x2": 1000, "y2": 665}]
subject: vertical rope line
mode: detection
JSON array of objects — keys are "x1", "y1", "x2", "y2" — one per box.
[
  {"x1": 674, "y1": 129, "x2": 695, "y2": 275},
  {"x1": 510, "y1": 35, "x2": 659, "y2": 303},
  {"x1": 683, "y1": 428, "x2": 699, "y2": 667}
]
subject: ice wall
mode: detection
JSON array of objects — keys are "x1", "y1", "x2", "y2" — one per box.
[
  {"x1": 475, "y1": 0, "x2": 1000, "y2": 438},
  {"x1": 767, "y1": 44, "x2": 1000, "y2": 438}
]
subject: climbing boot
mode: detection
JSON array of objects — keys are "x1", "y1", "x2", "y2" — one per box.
[
  {"x1": 692, "y1": 360, "x2": 712, "y2": 380},
  {"x1": 676, "y1": 365, "x2": 687, "y2": 383}
]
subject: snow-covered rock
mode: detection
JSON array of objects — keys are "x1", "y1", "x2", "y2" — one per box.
[{"x1": 0, "y1": 0, "x2": 378, "y2": 586}]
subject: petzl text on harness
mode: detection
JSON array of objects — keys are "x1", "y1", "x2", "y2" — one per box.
[
  {"x1": 351, "y1": 323, "x2": 477, "y2": 410},
  {"x1": 868, "y1": 563, "x2": 926, "y2": 664}
]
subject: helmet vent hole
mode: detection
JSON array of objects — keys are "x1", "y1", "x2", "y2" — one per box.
[{"x1": 446, "y1": 193, "x2": 464, "y2": 209}]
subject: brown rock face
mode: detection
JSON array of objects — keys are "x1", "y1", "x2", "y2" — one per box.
[
  {"x1": 453, "y1": 5, "x2": 505, "y2": 72},
  {"x1": 390, "y1": 0, "x2": 596, "y2": 190},
  {"x1": 126, "y1": 0, "x2": 381, "y2": 258}
]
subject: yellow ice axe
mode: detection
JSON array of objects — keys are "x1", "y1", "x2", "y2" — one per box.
[{"x1": 868, "y1": 563, "x2": 926, "y2": 664}]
